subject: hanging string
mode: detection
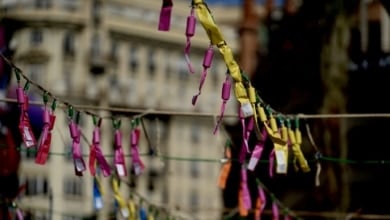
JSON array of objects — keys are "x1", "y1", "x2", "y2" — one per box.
[
  {"x1": 303, "y1": 118, "x2": 323, "y2": 186},
  {"x1": 16, "y1": 145, "x2": 390, "y2": 165},
  {"x1": 0, "y1": 93, "x2": 389, "y2": 120}
]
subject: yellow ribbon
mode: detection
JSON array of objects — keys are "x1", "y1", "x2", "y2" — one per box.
[
  {"x1": 264, "y1": 114, "x2": 285, "y2": 145},
  {"x1": 95, "y1": 176, "x2": 104, "y2": 196},
  {"x1": 248, "y1": 86, "x2": 262, "y2": 139},
  {"x1": 288, "y1": 126, "x2": 310, "y2": 173},
  {"x1": 127, "y1": 198, "x2": 137, "y2": 220},
  {"x1": 193, "y1": 0, "x2": 309, "y2": 174},
  {"x1": 193, "y1": 0, "x2": 224, "y2": 45},
  {"x1": 193, "y1": 0, "x2": 253, "y2": 114},
  {"x1": 148, "y1": 212, "x2": 155, "y2": 220},
  {"x1": 257, "y1": 105, "x2": 267, "y2": 123},
  {"x1": 279, "y1": 123, "x2": 289, "y2": 173},
  {"x1": 112, "y1": 177, "x2": 129, "y2": 218},
  {"x1": 264, "y1": 114, "x2": 288, "y2": 174}
]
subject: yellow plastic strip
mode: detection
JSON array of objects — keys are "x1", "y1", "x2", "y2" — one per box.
[
  {"x1": 279, "y1": 123, "x2": 289, "y2": 173},
  {"x1": 128, "y1": 199, "x2": 137, "y2": 220},
  {"x1": 294, "y1": 127, "x2": 310, "y2": 172},
  {"x1": 112, "y1": 177, "x2": 129, "y2": 218},
  {"x1": 288, "y1": 124, "x2": 310, "y2": 172},
  {"x1": 193, "y1": 0, "x2": 253, "y2": 114},
  {"x1": 265, "y1": 114, "x2": 288, "y2": 174}
]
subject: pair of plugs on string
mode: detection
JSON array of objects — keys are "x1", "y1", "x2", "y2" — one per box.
[
  {"x1": 15, "y1": 76, "x2": 37, "y2": 149},
  {"x1": 184, "y1": 3, "x2": 216, "y2": 106}
]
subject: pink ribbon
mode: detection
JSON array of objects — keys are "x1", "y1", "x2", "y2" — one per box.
[
  {"x1": 248, "y1": 129, "x2": 267, "y2": 171},
  {"x1": 184, "y1": 8, "x2": 196, "y2": 74},
  {"x1": 213, "y1": 76, "x2": 231, "y2": 135},
  {"x1": 241, "y1": 166, "x2": 252, "y2": 210},
  {"x1": 243, "y1": 116, "x2": 254, "y2": 153},
  {"x1": 16, "y1": 86, "x2": 36, "y2": 148},
  {"x1": 158, "y1": 0, "x2": 173, "y2": 31},
  {"x1": 269, "y1": 149, "x2": 275, "y2": 178},
  {"x1": 35, "y1": 107, "x2": 56, "y2": 165},
  {"x1": 69, "y1": 121, "x2": 86, "y2": 176},
  {"x1": 272, "y1": 202, "x2": 280, "y2": 220},
  {"x1": 258, "y1": 185, "x2": 266, "y2": 213},
  {"x1": 89, "y1": 126, "x2": 111, "y2": 177},
  {"x1": 16, "y1": 208, "x2": 24, "y2": 220},
  {"x1": 131, "y1": 128, "x2": 144, "y2": 175},
  {"x1": 239, "y1": 111, "x2": 250, "y2": 163},
  {"x1": 114, "y1": 129, "x2": 127, "y2": 177},
  {"x1": 192, "y1": 45, "x2": 214, "y2": 105}
]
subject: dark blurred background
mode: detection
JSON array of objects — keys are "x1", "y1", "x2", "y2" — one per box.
[{"x1": 222, "y1": 0, "x2": 390, "y2": 219}]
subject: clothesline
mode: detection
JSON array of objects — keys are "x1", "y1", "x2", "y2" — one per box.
[
  {"x1": 0, "y1": 97, "x2": 389, "y2": 119},
  {"x1": 16, "y1": 147, "x2": 390, "y2": 164}
]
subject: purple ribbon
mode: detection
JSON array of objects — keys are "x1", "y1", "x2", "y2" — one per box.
[
  {"x1": 258, "y1": 185, "x2": 266, "y2": 213},
  {"x1": 184, "y1": 8, "x2": 196, "y2": 74},
  {"x1": 272, "y1": 202, "x2": 280, "y2": 220},
  {"x1": 69, "y1": 121, "x2": 86, "y2": 176},
  {"x1": 241, "y1": 166, "x2": 252, "y2": 210},
  {"x1": 158, "y1": 0, "x2": 173, "y2": 31},
  {"x1": 269, "y1": 149, "x2": 275, "y2": 178},
  {"x1": 248, "y1": 129, "x2": 268, "y2": 171},
  {"x1": 213, "y1": 76, "x2": 231, "y2": 135},
  {"x1": 131, "y1": 128, "x2": 144, "y2": 175},
  {"x1": 35, "y1": 107, "x2": 53, "y2": 165},
  {"x1": 17, "y1": 86, "x2": 36, "y2": 148},
  {"x1": 239, "y1": 111, "x2": 250, "y2": 163},
  {"x1": 114, "y1": 129, "x2": 127, "y2": 177},
  {"x1": 192, "y1": 45, "x2": 214, "y2": 105},
  {"x1": 16, "y1": 208, "x2": 24, "y2": 220},
  {"x1": 89, "y1": 126, "x2": 111, "y2": 177}
]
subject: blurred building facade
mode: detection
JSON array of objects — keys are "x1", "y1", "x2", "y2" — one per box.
[{"x1": 0, "y1": 0, "x2": 244, "y2": 219}]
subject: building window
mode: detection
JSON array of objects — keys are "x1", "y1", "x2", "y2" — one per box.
[
  {"x1": 35, "y1": 0, "x2": 51, "y2": 9},
  {"x1": 189, "y1": 189, "x2": 199, "y2": 213},
  {"x1": 165, "y1": 56, "x2": 172, "y2": 79},
  {"x1": 211, "y1": 69, "x2": 219, "y2": 87},
  {"x1": 147, "y1": 48, "x2": 156, "y2": 76},
  {"x1": 190, "y1": 161, "x2": 199, "y2": 178},
  {"x1": 178, "y1": 58, "x2": 188, "y2": 81},
  {"x1": 147, "y1": 168, "x2": 158, "y2": 192},
  {"x1": 64, "y1": 142, "x2": 73, "y2": 161},
  {"x1": 63, "y1": 32, "x2": 75, "y2": 56},
  {"x1": 190, "y1": 123, "x2": 200, "y2": 144},
  {"x1": 60, "y1": 0, "x2": 79, "y2": 11},
  {"x1": 92, "y1": 0, "x2": 101, "y2": 24},
  {"x1": 110, "y1": 40, "x2": 118, "y2": 61},
  {"x1": 28, "y1": 64, "x2": 44, "y2": 85},
  {"x1": 109, "y1": 74, "x2": 119, "y2": 87},
  {"x1": 129, "y1": 45, "x2": 139, "y2": 73},
  {"x1": 30, "y1": 29, "x2": 43, "y2": 46},
  {"x1": 24, "y1": 176, "x2": 49, "y2": 196},
  {"x1": 62, "y1": 216, "x2": 82, "y2": 220},
  {"x1": 162, "y1": 186, "x2": 169, "y2": 203},
  {"x1": 63, "y1": 178, "x2": 83, "y2": 197},
  {"x1": 30, "y1": 211, "x2": 50, "y2": 220},
  {"x1": 91, "y1": 33, "x2": 100, "y2": 58},
  {"x1": 164, "y1": 50, "x2": 174, "y2": 80}
]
